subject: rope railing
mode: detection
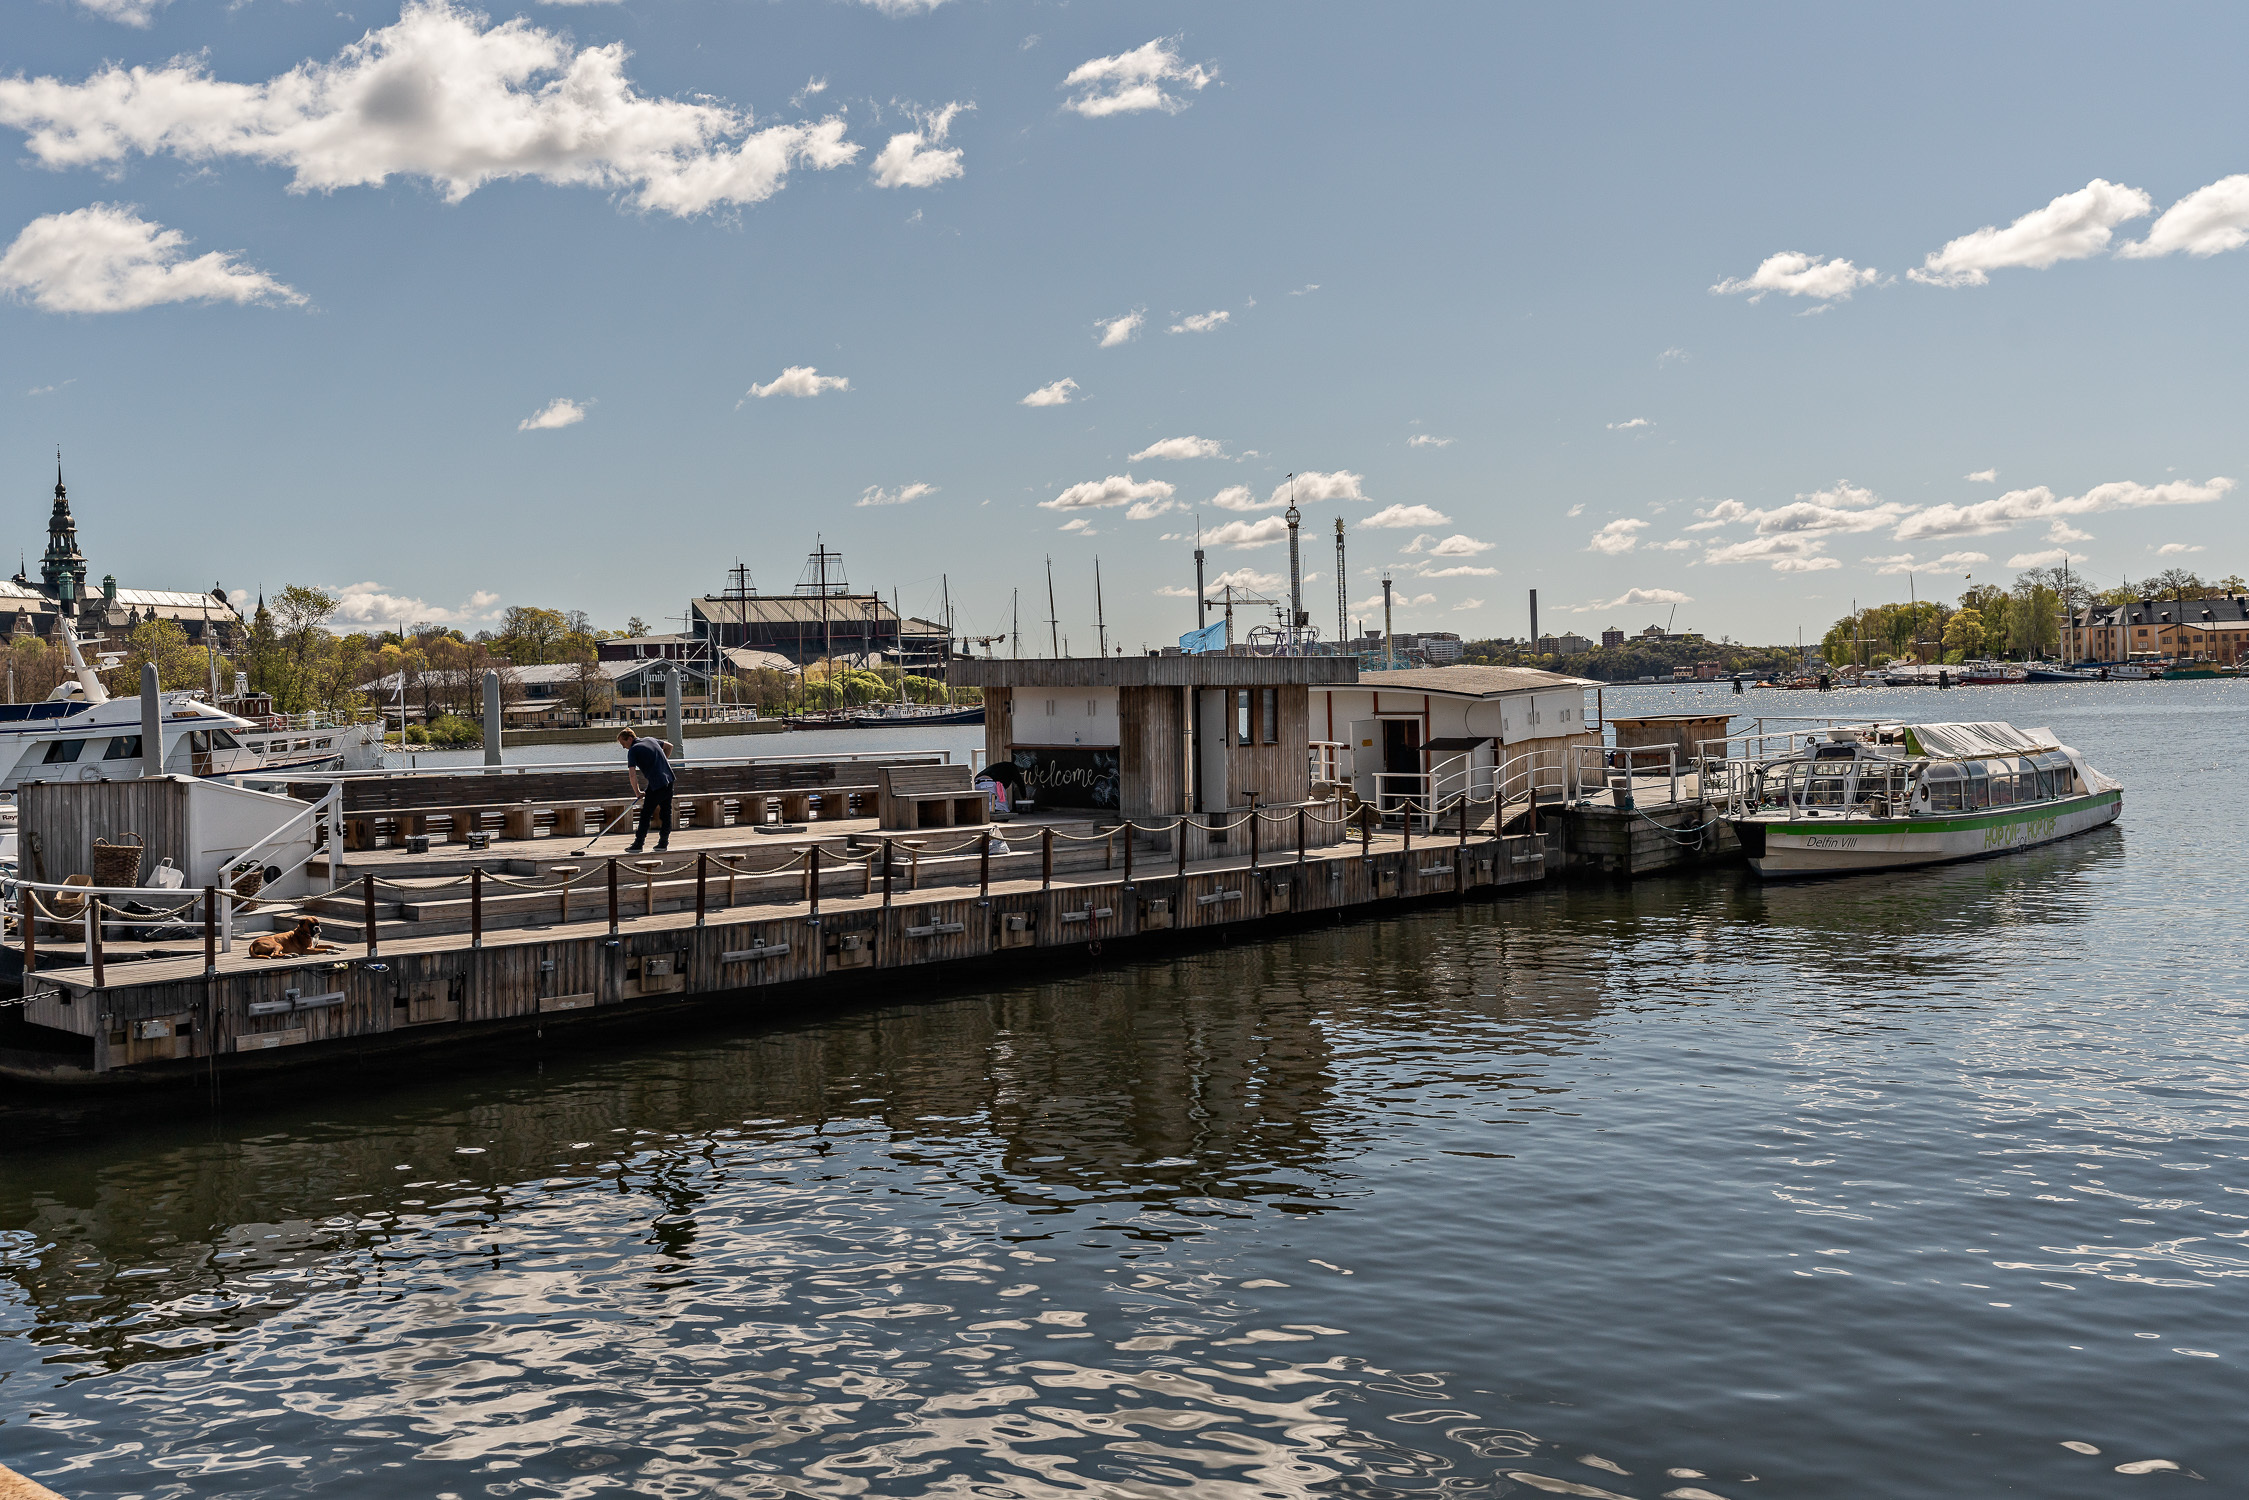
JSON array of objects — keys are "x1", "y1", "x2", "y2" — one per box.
[{"x1": 10, "y1": 781, "x2": 1550, "y2": 974}]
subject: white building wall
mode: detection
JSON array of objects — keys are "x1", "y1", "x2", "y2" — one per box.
[{"x1": 1007, "y1": 686, "x2": 1121, "y2": 747}]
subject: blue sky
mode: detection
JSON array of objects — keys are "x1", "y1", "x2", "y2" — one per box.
[{"x1": 2, "y1": 1, "x2": 2244, "y2": 649}]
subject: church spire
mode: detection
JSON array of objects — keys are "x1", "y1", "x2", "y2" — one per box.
[{"x1": 40, "y1": 451, "x2": 89, "y2": 617}]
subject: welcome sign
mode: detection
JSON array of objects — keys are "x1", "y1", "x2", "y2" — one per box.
[{"x1": 1010, "y1": 747, "x2": 1120, "y2": 810}]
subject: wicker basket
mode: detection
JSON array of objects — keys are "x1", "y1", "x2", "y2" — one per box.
[
  {"x1": 231, "y1": 867, "x2": 266, "y2": 913},
  {"x1": 93, "y1": 834, "x2": 143, "y2": 890}
]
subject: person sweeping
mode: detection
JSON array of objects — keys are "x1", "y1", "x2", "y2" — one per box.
[{"x1": 618, "y1": 728, "x2": 675, "y2": 853}]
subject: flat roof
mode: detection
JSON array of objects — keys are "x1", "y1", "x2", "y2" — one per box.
[
  {"x1": 1323, "y1": 665, "x2": 1597, "y2": 698},
  {"x1": 953, "y1": 655, "x2": 1358, "y2": 688}
]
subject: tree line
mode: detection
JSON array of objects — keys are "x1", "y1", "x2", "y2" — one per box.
[{"x1": 1820, "y1": 563, "x2": 2244, "y2": 666}]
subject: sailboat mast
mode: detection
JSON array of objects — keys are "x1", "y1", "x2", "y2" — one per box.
[
  {"x1": 1095, "y1": 559, "x2": 1107, "y2": 657},
  {"x1": 1046, "y1": 557, "x2": 1059, "y2": 658}
]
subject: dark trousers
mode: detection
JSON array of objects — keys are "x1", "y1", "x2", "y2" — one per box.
[{"x1": 634, "y1": 782, "x2": 674, "y2": 847}]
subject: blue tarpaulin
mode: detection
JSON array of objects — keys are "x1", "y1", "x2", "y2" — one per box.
[{"x1": 1178, "y1": 620, "x2": 1227, "y2": 655}]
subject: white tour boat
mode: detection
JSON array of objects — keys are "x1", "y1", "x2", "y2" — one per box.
[
  {"x1": 0, "y1": 622, "x2": 369, "y2": 794},
  {"x1": 1722, "y1": 720, "x2": 2122, "y2": 878}
]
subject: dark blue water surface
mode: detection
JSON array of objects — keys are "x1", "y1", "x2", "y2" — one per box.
[{"x1": 3, "y1": 681, "x2": 2244, "y2": 1498}]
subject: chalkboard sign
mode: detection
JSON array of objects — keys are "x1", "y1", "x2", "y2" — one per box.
[{"x1": 1009, "y1": 746, "x2": 1119, "y2": 810}]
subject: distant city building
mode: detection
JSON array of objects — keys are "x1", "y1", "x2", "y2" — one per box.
[
  {"x1": 1535, "y1": 633, "x2": 1594, "y2": 656},
  {"x1": 687, "y1": 548, "x2": 950, "y2": 670},
  {"x1": 1, "y1": 463, "x2": 244, "y2": 649},
  {"x1": 2075, "y1": 594, "x2": 2249, "y2": 663},
  {"x1": 1638, "y1": 624, "x2": 1667, "y2": 641},
  {"x1": 1600, "y1": 628, "x2": 1625, "y2": 649}
]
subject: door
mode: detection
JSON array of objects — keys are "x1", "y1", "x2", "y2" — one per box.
[
  {"x1": 1382, "y1": 719, "x2": 1421, "y2": 811},
  {"x1": 1348, "y1": 719, "x2": 1382, "y2": 805}
]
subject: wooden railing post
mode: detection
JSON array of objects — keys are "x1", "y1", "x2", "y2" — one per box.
[
  {"x1": 362, "y1": 873, "x2": 378, "y2": 956},
  {"x1": 1123, "y1": 824, "x2": 1134, "y2": 885},
  {"x1": 695, "y1": 851, "x2": 707, "y2": 927},
  {"x1": 607, "y1": 858, "x2": 619, "y2": 936},
  {"x1": 978, "y1": 833, "x2": 991, "y2": 901},
  {"x1": 808, "y1": 846, "x2": 821, "y2": 918},
  {"x1": 201, "y1": 885, "x2": 215, "y2": 977},
  {"x1": 882, "y1": 838, "x2": 894, "y2": 907},
  {"x1": 1297, "y1": 805, "x2": 1307, "y2": 864},
  {"x1": 1177, "y1": 816, "x2": 1190, "y2": 877},
  {"x1": 88, "y1": 898, "x2": 104, "y2": 990},
  {"x1": 471, "y1": 867, "x2": 483, "y2": 949},
  {"x1": 1041, "y1": 825, "x2": 1054, "y2": 890}
]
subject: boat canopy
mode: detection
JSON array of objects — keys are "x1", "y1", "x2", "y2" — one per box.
[{"x1": 1898, "y1": 722, "x2": 2061, "y2": 759}]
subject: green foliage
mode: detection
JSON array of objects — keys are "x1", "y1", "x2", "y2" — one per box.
[
  {"x1": 425, "y1": 714, "x2": 483, "y2": 747},
  {"x1": 403, "y1": 725, "x2": 429, "y2": 745}
]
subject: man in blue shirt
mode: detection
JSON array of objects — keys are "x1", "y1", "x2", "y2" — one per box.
[{"x1": 618, "y1": 729, "x2": 675, "y2": 852}]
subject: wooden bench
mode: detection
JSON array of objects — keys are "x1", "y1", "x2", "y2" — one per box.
[
  {"x1": 877, "y1": 764, "x2": 990, "y2": 831},
  {"x1": 318, "y1": 759, "x2": 926, "y2": 849}
]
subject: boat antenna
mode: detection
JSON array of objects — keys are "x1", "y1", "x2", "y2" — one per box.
[
  {"x1": 1095, "y1": 558, "x2": 1107, "y2": 657},
  {"x1": 1011, "y1": 589, "x2": 1019, "y2": 659},
  {"x1": 1046, "y1": 556, "x2": 1059, "y2": 657}
]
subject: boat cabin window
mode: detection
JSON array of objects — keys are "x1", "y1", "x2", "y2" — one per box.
[
  {"x1": 1922, "y1": 762, "x2": 1965, "y2": 811},
  {"x1": 1803, "y1": 773, "x2": 1850, "y2": 808},
  {"x1": 102, "y1": 735, "x2": 143, "y2": 761},
  {"x1": 42, "y1": 738, "x2": 88, "y2": 764},
  {"x1": 209, "y1": 728, "x2": 241, "y2": 750},
  {"x1": 1985, "y1": 759, "x2": 2016, "y2": 806}
]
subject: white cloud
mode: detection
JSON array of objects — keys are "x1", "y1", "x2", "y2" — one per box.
[
  {"x1": 1863, "y1": 551, "x2": 1989, "y2": 575},
  {"x1": 1280, "y1": 470, "x2": 1368, "y2": 505},
  {"x1": 1125, "y1": 498, "x2": 1180, "y2": 521},
  {"x1": 1169, "y1": 309, "x2": 1229, "y2": 334},
  {"x1": 1061, "y1": 37, "x2": 1215, "y2": 118},
  {"x1": 1588, "y1": 518, "x2": 1647, "y2": 555},
  {"x1": 0, "y1": 1, "x2": 860, "y2": 217},
  {"x1": 1684, "y1": 498, "x2": 1746, "y2": 532},
  {"x1": 1565, "y1": 503, "x2": 1584, "y2": 518},
  {"x1": 1205, "y1": 516, "x2": 1290, "y2": 548},
  {"x1": 332, "y1": 580, "x2": 502, "y2": 627},
  {"x1": 1893, "y1": 477, "x2": 2234, "y2": 540},
  {"x1": 1289, "y1": 283, "x2": 1319, "y2": 295},
  {"x1": 0, "y1": 204, "x2": 303, "y2": 314},
  {"x1": 2121, "y1": 174, "x2": 2249, "y2": 260},
  {"x1": 2005, "y1": 547, "x2": 2088, "y2": 570},
  {"x1": 1206, "y1": 567, "x2": 1281, "y2": 593},
  {"x1": 1417, "y1": 564, "x2": 1498, "y2": 578},
  {"x1": 869, "y1": 102, "x2": 969, "y2": 189},
  {"x1": 1153, "y1": 584, "x2": 1197, "y2": 598},
  {"x1": 2157, "y1": 542, "x2": 2207, "y2": 555},
  {"x1": 1658, "y1": 346, "x2": 1689, "y2": 365},
  {"x1": 1567, "y1": 586, "x2": 1693, "y2": 614},
  {"x1": 518, "y1": 396, "x2": 587, "y2": 430},
  {"x1": 1096, "y1": 309, "x2": 1144, "y2": 347},
  {"x1": 1401, "y1": 533, "x2": 1492, "y2": 557},
  {"x1": 1041, "y1": 474, "x2": 1173, "y2": 511},
  {"x1": 1131, "y1": 435, "x2": 1225, "y2": 461},
  {"x1": 1702, "y1": 533, "x2": 1838, "y2": 571},
  {"x1": 1205, "y1": 485, "x2": 1278, "y2": 512},
  {"x1": 1059, "y1": 517, "x2": 1096, "y2": 535},
  {"x1": 746, "y1": 365, "x2": 848, "y2": 399},
  {"x1": 1607, "y1": 417, "x2": 1652, "y2": 431},
  {"x1": 2045, "y1": 521, "x2": 2093, "y2": 543},
  {"x1": 1711, "y1": 251, "x2": 1879, "y2": 302},
  {"x1": 1363, "y1": 503, "x2": 1448, "y2": 529},
  {"x1": 790, "y1": 76, "x2": 828, "y2": 107},
  {"x1": 26, "y1": 379, "x2": 75, "y2": 395},
  {"x1": 1678, "y1": 483, "x2": 1902, "y2": 545},
  {"x1": 1452, "y1": 598, "x2": 1484, "y2": 612},
  {"x1": 1019, "y1": 377, "x2": 1077, "y2": 406},
  {"x1": 1965, "y1": 468, "x2": 1998, "y2": 483},
  {"x1": 74, "y1": 0, "x2": 167, "y2": 26},
  {"x1": 1350, "y1": 589, "x2": 1436, "y2": 613},
  {"x1": 1650, "y1": 538, "x2": 1693, "y2": 552},
  {"x1": 1909, "y1": 179, "x2": 2152, "y2": 287},
  {"x1": 856, "y1": 0, "x2": 951, "y2": 13},
  {"x1": 856, "y1": 482, "x2": 936, "y2": 507},
  {"x1": 1407, "y1": 434, "x2": 1453, "y2": 448}
]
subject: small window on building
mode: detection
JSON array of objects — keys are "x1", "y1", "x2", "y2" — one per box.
[
  {"x1": 1236, "y1": 689, "x2": 1251, "y2": 745},
  {"x1": 1045, "y1": 699, "x2": 1057, "y2": 716},
  {"x1": 1261, "y1": 688, "x2": 1277, "y2": 743},
  {"x1": 1087, "y1": 699, "x2": 1098, "y2": 717}
]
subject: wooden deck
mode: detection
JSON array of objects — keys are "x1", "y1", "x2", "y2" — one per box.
[{"x1": 12, "y1": 818, "x2": 1546, "y2": 1083}]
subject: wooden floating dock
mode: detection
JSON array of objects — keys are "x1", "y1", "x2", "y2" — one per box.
[{"x1": 9, "y1": 817, "x2": 1546, "y2": 1085}]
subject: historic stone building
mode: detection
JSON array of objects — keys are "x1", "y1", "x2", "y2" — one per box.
[{"x1": 1, "y1": 462, "x2": 244, "y2": 647}]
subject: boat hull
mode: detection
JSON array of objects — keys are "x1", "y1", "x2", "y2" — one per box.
[{"x1": 1732, "y1": 790, "x2": 2121, "y2": 878}]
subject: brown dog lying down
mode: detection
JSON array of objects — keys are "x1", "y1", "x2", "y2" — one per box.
[{"x1": 248, "y1": 916, "x2": 345, "y2": 959}]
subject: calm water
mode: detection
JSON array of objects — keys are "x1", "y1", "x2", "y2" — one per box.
[{"x1": 4, "y1": 682, "x2": 2245, "y2": 1498}]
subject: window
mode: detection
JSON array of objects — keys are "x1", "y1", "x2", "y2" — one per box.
[
  {"x1": 1086, "y1": 699, "x2": 1097, "y2": 717},
  {"x1": 42, "y1": 738, "x2": 86, "y2": 764},
  {"x1": 210, "y1": 729, "x2": 239, "y2": 750},
  {"x1": 1236, "y1": 690, "x2": 1252, "y2": 745},
  {"x1": 1045, "y1": 699, "x2": 1057, "y2": 716},
  {"x1": 1261, "y1": 688, "x2": 1278, "y2": 743},
  {"x1": 103, "y1": 735, "x2": 142, "y2": 761}
]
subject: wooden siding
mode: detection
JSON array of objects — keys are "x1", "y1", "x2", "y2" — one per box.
[{"x1": 19, "y1": 776, "x2": 192, "y2": 886}]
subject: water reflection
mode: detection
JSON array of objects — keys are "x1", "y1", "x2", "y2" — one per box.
[{"x1": 3, "y1": 706, "x2": 2243, "y2": 1499}]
